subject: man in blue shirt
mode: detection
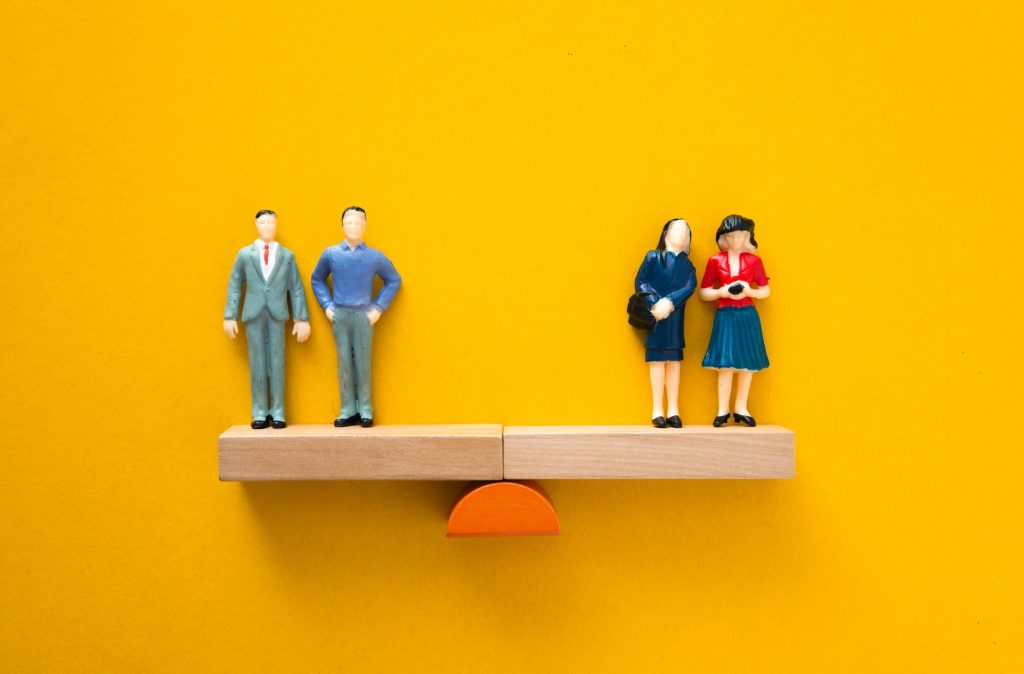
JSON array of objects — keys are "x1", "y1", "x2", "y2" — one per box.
[{"x1": 311, "y1": 206, "x2": 402, "y2": 427}]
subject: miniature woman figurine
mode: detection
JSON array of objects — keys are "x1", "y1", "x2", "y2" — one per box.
[
  {"x1": 698, "y1": 214, "x2": 770, "y2": 427},
  {"x1": 634, "y1": 219, "x2": 697, "y2": 428}
]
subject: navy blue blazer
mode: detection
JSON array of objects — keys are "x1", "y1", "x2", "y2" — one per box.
[{"x1": 634, "y1": 250, "x2": 697, "y2": 350}]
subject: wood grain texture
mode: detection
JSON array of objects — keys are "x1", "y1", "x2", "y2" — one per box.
[
  {"x1": 503, "y1": 425, "x2": 795, "y2": 479},
  {"x1": 218, "y1": 424, "x2": 504, "y2": 480}
]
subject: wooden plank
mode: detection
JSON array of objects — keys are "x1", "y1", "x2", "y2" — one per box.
[
  {"x1": 503, "y1": 425, "x2": 794, "y2": 479},
  {"x1": 218, "y1": 424, "x2": 504, "y2": 481}
]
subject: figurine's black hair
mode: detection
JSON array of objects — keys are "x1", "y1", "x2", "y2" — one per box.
[
  {"x1": 715, "y1": 214, "x2": 758, "y2": 249},
  {"x1": 341, "y1": 206, "x2": 367, "y2": 220},
  {"x1": 255, "y1": 209, "x2": 277, "y2": 219},
  {"x1": 656, "y1": 218, "x2": 691, "y2": 265}
]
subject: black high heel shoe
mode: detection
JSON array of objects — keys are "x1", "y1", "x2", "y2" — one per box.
[
  {"x1": 652, "y1": 416, "x2": 668, "y2": 428},
  {"x1": 733, "y1": 413, "x2": 757, "y2": 427},
  {"x1": 712, "y1": 414, "x2": 730, "y2": 427},
  {"x1": 666, "y1": 415, "x2": 682, "y2": 428}
]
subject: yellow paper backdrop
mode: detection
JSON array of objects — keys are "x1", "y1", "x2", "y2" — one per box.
[{"x1": 2, "y1": 0, "x2": 1021, "y2": 671}]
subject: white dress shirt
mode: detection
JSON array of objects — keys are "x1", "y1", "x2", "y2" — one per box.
[{"x1": 254, "y1": 239, "x2": 278, "y2": 281}]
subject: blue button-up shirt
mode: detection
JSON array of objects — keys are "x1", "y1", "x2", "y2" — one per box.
[{"x1": 310, "y1": 241, "x2": 402, "y2": 313}]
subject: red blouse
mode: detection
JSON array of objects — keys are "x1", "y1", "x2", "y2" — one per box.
[{"x1": 700, "y1": 252, "x2": 770, "y2": 308}]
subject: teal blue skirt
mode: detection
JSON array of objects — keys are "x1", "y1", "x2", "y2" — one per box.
[{"x1": 702, "y1": 306, "x2": 770, "y2": 371}]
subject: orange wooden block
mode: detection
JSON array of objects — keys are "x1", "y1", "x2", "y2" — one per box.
[{"x1": 447, "y1": 481, "x2": 560, "y2": 537}]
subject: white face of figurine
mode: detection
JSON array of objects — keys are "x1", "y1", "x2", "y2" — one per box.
[
  {"x1": 255, "y1": 213, "x2": 277, "y2": 243},
  {"x1": 723, "y1": 230, "x2": 748, "y2": 252},
  {"x1": 665, "y1": 220, "x2": 690, "y2": 252},
  {"x1": 342, "y1": 211, "x2": 367, "y2": 245}
]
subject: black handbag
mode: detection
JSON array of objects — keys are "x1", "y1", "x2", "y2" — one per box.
[{"x1": 627, "y1": 291, "x2": 657, "y2": 331}]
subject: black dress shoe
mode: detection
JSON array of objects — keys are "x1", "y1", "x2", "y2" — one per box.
[
  {"x1": 334, "y1": 414, "x2": 361, "y2": 427},
  {"x1": 251, "y1": 418, "x2": 270, "y2": 429},
  {"x1": 360, "y1": 418, "x2": 374, "y2": 428},
  {"x1": 271, "y1": 420, "x2": 287, "y2": 429},
  {"x1": 712, "y1": 414, "x2": 730, "y2": 428},
  {"x1": 652, "y1": 416, "x2": 668, "y2": 428},
  {"x1": 733, "y1": 413, "x2": 757, "y2": 427},
  {"x1": 666, "y1": 415, "x2": 682, "y2": 428}
]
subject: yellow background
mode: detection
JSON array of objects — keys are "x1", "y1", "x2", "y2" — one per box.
[{"x1": 2, "y1": 0, "x2": 1022, "y2": 671}]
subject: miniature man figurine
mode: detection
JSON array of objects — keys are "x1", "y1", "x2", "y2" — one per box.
[
  {"x1": 311, "y1": 206, "x2": 401, "y2": 428},
  {"x1": 224, "y1": 210, "x2": 311, "y2": 429}
]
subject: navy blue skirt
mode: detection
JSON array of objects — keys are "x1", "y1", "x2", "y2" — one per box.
[
  {"x1": 646, "y1": 348, "x2": 682, "y2": 362},
  {"x1": 702, "y1": 306, "x2": 770, "y2": 371}
]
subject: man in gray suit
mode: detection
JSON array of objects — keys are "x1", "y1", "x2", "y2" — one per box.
[{"x1": 224, "y1": 210, "x2": 311, "y2": 429}]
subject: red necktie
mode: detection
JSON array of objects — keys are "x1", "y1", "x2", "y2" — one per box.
[{"x1": 264, "y1": 244, "x2": 269, "y2": 265}]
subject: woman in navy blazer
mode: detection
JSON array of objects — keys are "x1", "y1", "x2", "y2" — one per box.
[{"x1": 634, "y1": 219, "x2": 697, "y2": 428}]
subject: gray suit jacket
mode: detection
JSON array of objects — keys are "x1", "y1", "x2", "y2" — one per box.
[{"x1": 224, "y1": 244, "x2": 310, "y2": 323}]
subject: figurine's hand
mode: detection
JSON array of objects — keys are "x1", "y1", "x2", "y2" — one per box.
[
  {"x1": 223, "y1": 319, "x2": 238, "y2": 339},
  {"x1": 722, "y1": 280, "x2": 748, "y2": 299},
  {"x1": 325, "y1": 307, "x2": 336, "y2": 323},
  {"x1": 366, "y1": 308, "x2": 382, "y2": 326},
  {"x1": 720, "y1": 281, "x2": 748, "y2": 299},
  {"x1": 651, "y1": 298, "x2": 674, "y2": 320},
  {"x1": 293, "y1": 321, "x2": 311, "y2": 343}
]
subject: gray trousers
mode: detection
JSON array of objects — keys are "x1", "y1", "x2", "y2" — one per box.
[
  {"x1": 245, "y1": 310, "x2": 286, "y2": 421},
  {"x1": 332, "y1": 307, "x2": 374, "y2": 418}
]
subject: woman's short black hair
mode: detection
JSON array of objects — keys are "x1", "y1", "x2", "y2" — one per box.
[
  {"x1": 341, "y1": 206, "x2": 366, "y2": 220},
  {"x1": 255, "y1": 209, "x2": 277, "y2": 219},
  {"x1": 715, "y1": 214, "x2": 758, "y2": 249}
]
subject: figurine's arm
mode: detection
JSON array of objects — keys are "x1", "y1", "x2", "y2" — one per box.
[
  {"x1": 698, "y1": 257, "x2": 730, "y2": 302},
  {"x1": 368, "y1": 255, "x2": 401, "y2": 325},
  {"x1": 665, "y1": 261, "x2": 697, "y2": 308},
  {"x1": 288, "y1": 255, "x2": 311, "y2": 342},
  {"x1": 223, "y1": 251, "x2": 245, "y2": 338},
  {"x1": 742, "y1": 284, "x2": 770, "y2": 300},
  {"x1": 699, "y1": 287, "x2": 731, "y2": 301},
  {"x1": 731, "y1": 258, "x2": 771, "y2": 300},
  {"x1": 310, "y1": 249, "x2": 335, "y2": 322},
  {"x1": 634, "y1": 254, "x2": 655, "y2": 296},
  {"x1": 635, "y1": 253, "x2": 674, "y2": 320}
]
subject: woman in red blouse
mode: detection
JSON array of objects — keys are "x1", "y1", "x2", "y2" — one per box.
[{"x1": 698, "y1": 215, "x2": 771, "y2": 427}]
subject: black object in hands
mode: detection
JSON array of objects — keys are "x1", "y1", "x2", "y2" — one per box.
[
  {"x1": 727, "y1": 283, "x2": 745, "y2": 295},
  {"x1": 627, "y1": 292, "x2": 657, "y2": 332}
]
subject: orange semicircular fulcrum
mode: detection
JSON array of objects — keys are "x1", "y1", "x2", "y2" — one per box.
[{"x1": 447, "y1": 480, "x2": 560, "y2": 537}]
